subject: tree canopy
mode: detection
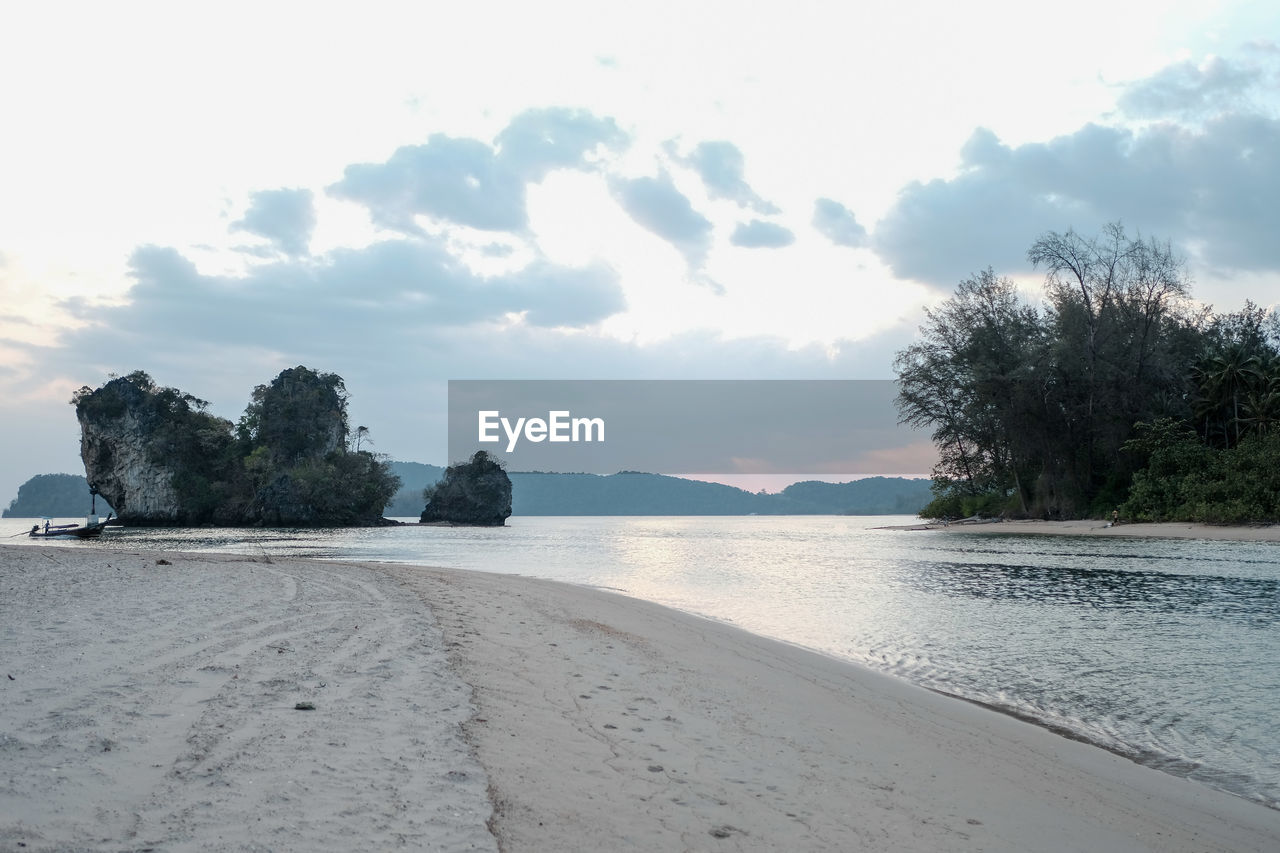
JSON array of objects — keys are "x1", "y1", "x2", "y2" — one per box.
[{"x1": 896, "y1": 223, "x2": 1280, "y2": 522}]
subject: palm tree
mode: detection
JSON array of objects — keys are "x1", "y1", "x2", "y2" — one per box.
[
  {"x1": 1239, "y1": 356, "x2": 1280, "y2": 439},
  {"x1": 1194, "y1": 344, "x2": 1264, "y2": 448}
]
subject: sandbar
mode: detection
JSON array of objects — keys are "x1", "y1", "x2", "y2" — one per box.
[
  {"x1": 2, "y1": 543, "x2": 1278, "y2": 851},
  {"x1": 884, "y1": 518, "x2": 1280, "y2": 542}
]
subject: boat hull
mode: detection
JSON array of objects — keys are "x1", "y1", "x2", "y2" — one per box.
[{"x1": 28, "y1": 522, "x2": 108, "y2": 539}]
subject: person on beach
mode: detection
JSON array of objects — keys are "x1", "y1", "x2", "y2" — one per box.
[{"x1": 1112, "y1": 509, "x2": 1119, "y2": 526}]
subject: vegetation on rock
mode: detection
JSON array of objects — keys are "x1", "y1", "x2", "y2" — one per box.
[{"x1": 72, "y1": 367, "x2": 399, "y2": 526}]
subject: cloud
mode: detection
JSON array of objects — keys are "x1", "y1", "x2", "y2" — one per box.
[
  {"x1": 812, "y1": 198, "x2": 868, "y2": 248},
  {"x1": 495, "y1": 107, "x2": 628, "y2": 181},
  {"x1": 1117, "y1": 55, "x2": 1264, "y2": 119},
  {"x1": 492, "y1": 260, "x2": 625, "y2": 327},
  {"x1": 609, "y1": 173, "x2": 714, "y2": 268},
  {"x1": 873, "y1": 113, "x2": 1280, "y2": 285},
  {"x1": 329, "y1": 134, "x2": 527, "y2": 233},
  {"x1": 231, "y1": 188, "x2": 316, "y2": 257},
  {"x1": 6, "y1": 252, "x2": 919, "y2": 499},
  {"x1": 730, "y1": 219, "x2": 795, "y2": 249},
  {"x1": 53, "y1": 233, "x2": 626, "y2": 378},
  {"x1": 678, "y1": 141, "x2": 779, "y2": 214},
  {"x1": 327, "y1": 108, "x2": 630, "y2": 236}
]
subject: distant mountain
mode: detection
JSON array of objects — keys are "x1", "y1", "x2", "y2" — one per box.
[
  {"x1": 3, "y1": 473, "x2": 115, "y2": 518},
  {"x1": 8, "y1": 464, "x2": 931, "y2": 520},
  {"x1": 382, "y1": 460, "x2": 447, "y2": 516},
  {"x1": 319, "y1": 461, "x2": 936, "y2": 517},
  {"x1": 773, "y1": 477, "x2": 936, "y2": 515},
  {"x1": 509, "y1": 471, "x2": 767, "y2": 515}
]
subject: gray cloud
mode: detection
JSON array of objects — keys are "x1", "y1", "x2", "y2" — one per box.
[
  {"x1": 873, "y1": 112, "x2": 1280, "y2": 285},
  {"x1": 1117, "y1": 55, "x2": 1263, "y2": 119},
  {"x1": 57, "y1": 234, "x2": 626, "y2": 376},
  {"x1": 812, "y1": 198, "x2": 868, "y2": 248},
  {"x1": 329, "y1": 135, "x2": 526, "y2": 233},
  {"x1": 678, "y1": 140, "x2": 779, "y2": 214},
  {"x1": 328, "y1": 109, "x2": 629, "y2": 235},
  {"x1": 610, "y1": 173, "x2": 714, "y2": 268},
  {"x1": 231, "y1": 188, "x2": 316, "y2": 257},
  {"x1": 730, "y1": 219, "x2": 795, "y2": 249},
  {"x1": 495, "y1": 107, "x2": 628, "y2": 181}
]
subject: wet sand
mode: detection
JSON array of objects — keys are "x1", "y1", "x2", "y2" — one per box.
[{"x1": 883, "y1": 518, "x2": 1280, "y2": 542}]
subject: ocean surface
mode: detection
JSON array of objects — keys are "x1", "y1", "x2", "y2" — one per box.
[{"x1": 6, "y1": 514, "x2": 1279, "y2": 808}]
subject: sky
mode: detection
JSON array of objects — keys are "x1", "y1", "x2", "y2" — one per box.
[{"x1": 2, "y1": 0, "x2": 1279, "y2": 504}]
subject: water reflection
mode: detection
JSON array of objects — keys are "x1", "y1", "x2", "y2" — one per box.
[{"x1": 905, "y1": 559, "x2": 1280, "y2": 621}]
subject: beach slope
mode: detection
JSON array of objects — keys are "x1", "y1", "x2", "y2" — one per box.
[
  {"x1": 2, "y1": 543, "x2": 1278, "y2": 851},
  {"x1": 386, "y1": 564, "x2": 1280, "y2": 853}
]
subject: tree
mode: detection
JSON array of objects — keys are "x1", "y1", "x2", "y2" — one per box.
[
  {"x1": 1191, "y1": 302, "x2": 1280, "y2": 448},
  {"x1": 1027, "y1": 223, "x2": 1196, "y2": 513},
  {"x1": 895, "y1": 268, "x2": 1044, "y2": 515},
  {"x1": 897, "y1": 224, "x2": 1198, "y2": 518}
]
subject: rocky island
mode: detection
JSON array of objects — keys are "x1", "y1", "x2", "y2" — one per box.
[
  {"x1": 420, "y1": 451, "x2": 512, "y2": 526},
  {"x1": 73, "y1": 367, "x2": 399, "y2": 526}
]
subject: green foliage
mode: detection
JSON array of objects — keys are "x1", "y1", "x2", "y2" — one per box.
[
  {"x1": 1190, "y1": 301, "x2": 1280, "y2": 449},
  {"x1": 917, "y1": 478, "x2": 1017, "y2": 520},
  {"x1": 240, "y1": 366, "x2": 349, "y2": 465},
  {"x1": 277, "y1": 451, "x2": 402, "y2": 526},
  {"x1": 1123, "y1": 430, "x2": 1280, "y2": 523},
  {"x1": 896, "y1": 223, "x2": 1216, "y2": 520}
]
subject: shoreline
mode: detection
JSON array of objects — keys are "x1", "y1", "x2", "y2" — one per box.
[
  {"x1": 3, "y1": 543, "x2": 1278, "y2": 851},
  {"x1": 879, "y1": 517, "x2": 1280, "y2": 541}
]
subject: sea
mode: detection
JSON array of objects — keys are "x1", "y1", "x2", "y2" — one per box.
[{"x1": 6, "y1": 514, "x2": 1278, "y2": 809}]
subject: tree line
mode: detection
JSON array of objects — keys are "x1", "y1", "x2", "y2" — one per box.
[{"x1": 895, "y1": 223, "x2": 1280, "y2": 522}]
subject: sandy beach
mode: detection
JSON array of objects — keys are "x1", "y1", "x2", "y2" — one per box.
[
  {"x1": 885, "y1": 518, "x2": 1280, "y2": 542},
  {"x1": 3, "y1": 543, "x2": 1279, "y2": 852}
]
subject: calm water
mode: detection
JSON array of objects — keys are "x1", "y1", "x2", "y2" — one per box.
[{"x1": 7, "y1": 515, "x2": 1279, "y2": 807}]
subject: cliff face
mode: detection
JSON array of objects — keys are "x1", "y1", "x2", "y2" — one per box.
[
  {"x1": 77, "y1": 376, "x2": 208, "y2": 523},
  {"x1": 420, "y1": 451, "x2": 512, "y2": 526}
]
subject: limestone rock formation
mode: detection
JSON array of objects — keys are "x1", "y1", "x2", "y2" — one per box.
[
  {"x1": 420, "y1": 451, "x2": 512, "y2": 526},
  {"x1": 75, "y1": 372, "x2": 232, "y2": 524},
  {"x1": 74, "y1": 368, "x2": 399, "y2": 527}
]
